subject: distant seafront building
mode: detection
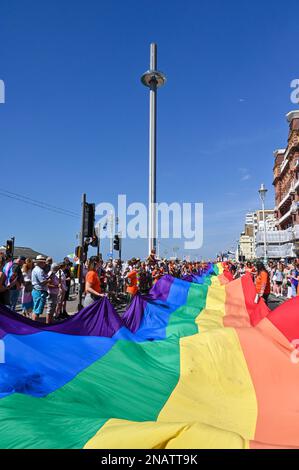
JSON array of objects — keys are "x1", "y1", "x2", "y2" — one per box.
[
  {"x1": 238, "y1": 210, "x2": 275, "y2": 260},
  {"x1": 238, "y1": 230, "x2": 254, "y2": 260},
  {"x1": 239, "y1": 213, "x2": 255, "y2": 260},
  {"x1": 247, "y1": 210, "x2": 276, "y2": 234},
  {"x1": 272, "y1": 110, "x2": 299, "y2": 258}
]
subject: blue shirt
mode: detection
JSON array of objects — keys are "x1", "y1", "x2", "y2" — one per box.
[
  {"x1": 31, "y1": 266, "x2": 48, "y2": 291},
  {"x1": 291, "y1": 269, "x2": 299, "y2": 288}
]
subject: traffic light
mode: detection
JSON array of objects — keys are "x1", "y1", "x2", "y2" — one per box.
[
  {"x1": 90, "y1": 232, "x2": 98, "y2": 248},
  {"x1": 6, "y1": 239, "x2": 13, "y2": 258},
  {"x1": 83, "y1": 203, "x2": 95, "y2": 238},
  {"x1": 113, "y1": 234, "x2": 120, "y2": 251}
]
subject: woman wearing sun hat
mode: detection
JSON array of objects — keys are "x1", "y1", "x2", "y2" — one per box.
[{"x1": 31, "y1": 255, "x2": 50, "y2": 321}]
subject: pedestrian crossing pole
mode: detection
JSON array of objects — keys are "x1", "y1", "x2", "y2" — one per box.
[
  {"x1": 78, "y1": 193, "x2": 86, "y2": 310},
  {"x1": 11, "y1": 237, "x2": 15, "y2": 258},
  {"x1": 109, "y1": 212, "x2": 114, "y2": 259},
  {"x1": 119, "y1": 231, "x2": 122, "y2": 264},
  {"x1": 97, "y1": 223, "x2": 101, "y2": 257}
]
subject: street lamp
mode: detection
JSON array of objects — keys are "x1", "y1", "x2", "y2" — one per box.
[
  {"x1": 141, "y1": 43, "x2": 166, "y2": 255},
  {"x1": 258, "y1": 183, "x2": 268, "y2": 264}
]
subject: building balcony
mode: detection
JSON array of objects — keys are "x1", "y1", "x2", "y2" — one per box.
[
  {"x1": 278, "y1": 208, "x2": 293, "y2": 226},
  {"x1": 279, "y1": 147, "x2": 291, "y2": 176},
  {"x1": 276, "y1": 204, "x2": 299, "y2": 227},
  {"x1": 275, "y1": 178, "x2": 299, "y2": 212}
]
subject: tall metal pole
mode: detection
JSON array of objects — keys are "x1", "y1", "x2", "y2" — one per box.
[
  {"x1": 262, "y1": 200, "x2": 267, "y2": 264},
  {"x1": 78, "y1": 193, "x2": 86, "y2": 310},
  {"x1": 141, "y1": 43, "x2": 166, "y2": 255},
  {"x1": 149, "y1": 44, "x2": 157, "y2": 255}
]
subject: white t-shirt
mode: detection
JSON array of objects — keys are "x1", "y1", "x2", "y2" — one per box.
[{"x1": 56, "y1": 269, "x2": 67, "y2": 291}]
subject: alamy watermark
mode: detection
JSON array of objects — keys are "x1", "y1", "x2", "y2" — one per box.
[
  {"x1": 290, "y1": 79, "x2": 299, "y2": 104},
  {"x1": 0, "y1": 340, "x2": 5, "y2": 363},
  {"x1": 0, "y1": 79, "x2": 5, "y2": 104},
  {"x1": 95, "y1": 195, "x2": 203, "y2": 250}
]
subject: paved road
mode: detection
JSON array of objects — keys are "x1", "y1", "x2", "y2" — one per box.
[
  {"x1": 66, "y1": 295, "x2": 128, "y2": 316},
  {"x1": 16, "y1": 292, "x2": 128, "y2": 321},
  {"x1": 267, "y1": 293, "x2": 286, "y2": 311}
]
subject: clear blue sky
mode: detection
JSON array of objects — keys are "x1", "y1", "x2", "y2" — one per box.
[{"x1": 0, "y1": 0, "x2": 298, "y2": 261}]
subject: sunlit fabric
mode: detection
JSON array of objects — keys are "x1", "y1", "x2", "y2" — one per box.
[{"x1": 0, "y1": 263, "x2": 298, "y2": 449}]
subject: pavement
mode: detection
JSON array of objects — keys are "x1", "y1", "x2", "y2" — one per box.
[
  {"x1": 66, "y1": 294, "x2": 128, "y2": 316},
  {"x1": 267, "y1": 293, "x2": 286, "y2": 311},
  {"x1": 15, "y1": 291, "x2": 128, "y2": 322}
]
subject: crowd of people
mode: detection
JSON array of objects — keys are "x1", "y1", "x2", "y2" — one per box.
[
  {"x1": 0, "y1": 254, "x2": 73, "y2": 323},
  {"x1": 1, "y1": 249, "x2": 298, "y2": 323},
  {"x1": 224, "y1": 259, "x2": 299, "y2": 303},
  {"x1": 0, "y1": 249, "x2": 209, "y2": 322},
  {"x1": 82, "y1": 250, "x2": 207, "y2": 307}
]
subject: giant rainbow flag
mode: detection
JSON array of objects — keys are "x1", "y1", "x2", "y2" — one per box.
[{"x1": 0, "y1": 263, "x2": 299, "y2": 449}]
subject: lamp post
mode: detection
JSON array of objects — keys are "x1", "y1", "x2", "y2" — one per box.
[
  {"x1": 258, "y1": 183, "x2": 268, "y2": 264},
  {"x1": 141, "y1": 43, "x2": 166, "y2": 255}
]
